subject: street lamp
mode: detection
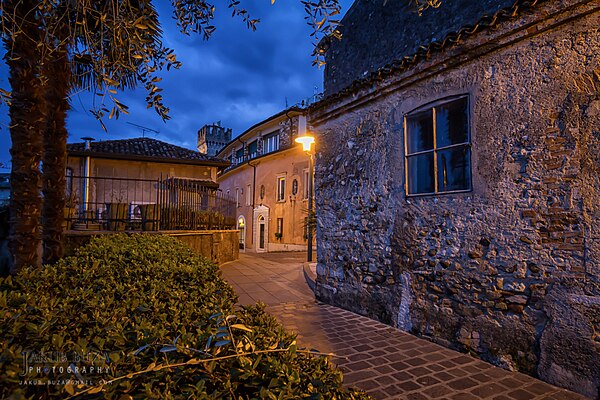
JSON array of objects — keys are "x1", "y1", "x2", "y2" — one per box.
[{"x1": 295, "y1": 133, "x2": 315, "y2": 262}]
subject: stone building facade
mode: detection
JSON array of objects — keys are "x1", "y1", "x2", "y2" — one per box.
[
  {"x1": 198, "y1": 122, "x2": 233, "y2": 156},
  {"x1": 216, "y1": 108, "x2": 314, "y2": 252},
  {"x1": 310, "y1": 0, "x2": 600, "y2": 397}
]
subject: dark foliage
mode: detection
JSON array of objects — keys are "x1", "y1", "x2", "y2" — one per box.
[{"x1": 0, "y1": 234, "x2": 370, "y2": 399}]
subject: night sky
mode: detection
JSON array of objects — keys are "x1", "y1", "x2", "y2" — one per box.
[{"x1": 0, "y1": 0, "x2": 353, "y2": 169}]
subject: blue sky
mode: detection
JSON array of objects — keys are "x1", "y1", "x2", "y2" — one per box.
[{"x1": 0, "y1": 0, "x2": 353, "y2": 169}]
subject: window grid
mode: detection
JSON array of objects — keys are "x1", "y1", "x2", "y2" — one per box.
[
  {"x1": 277, "y1": 176, "x2": 285, "y2": 202},
  {"x1": 404, "y1": 96, "x2": 471, "y2": 197}
]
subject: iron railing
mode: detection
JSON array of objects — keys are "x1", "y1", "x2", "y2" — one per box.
[{"x1": 65, "y1": 175, "x2": 236, "y2": 231}]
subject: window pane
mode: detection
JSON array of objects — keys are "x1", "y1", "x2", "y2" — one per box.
[
  {"x1": 436, "y1": 98, "x2": 468, "y2": 148},
  {"x1": 248, "y1": 140, "x2": 258, "y2": 158},
  {"x1": 407, "y1": 153, "x2": 434, "y2": 194},
  {"x1": 406, "y1": 110, "x2": 433, "y2": 154},
  {"x1": 437, "y1": 146, "x2": 471, "y2": 192}
]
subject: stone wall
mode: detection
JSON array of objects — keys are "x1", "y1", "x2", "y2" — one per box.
[{"x1": 311, "y1": 2, "x2": 600, "y2": 397}]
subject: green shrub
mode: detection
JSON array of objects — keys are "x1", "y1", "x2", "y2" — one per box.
[{"x1": 1, "y1": 234, "x2": 370, "y2": 399}]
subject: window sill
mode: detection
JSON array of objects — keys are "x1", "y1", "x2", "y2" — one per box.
[{"x1": 405, "y1": 188, "x2": 472, "y2": 198}]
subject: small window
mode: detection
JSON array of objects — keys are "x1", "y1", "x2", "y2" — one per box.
[
  {"x1": 246, "y1": 184, "x2": 252, "y2": 206},
  {"x1": 263, "y1": 131, "x2": 280, "y2": 154},
  {"x1": 276, "y1": 176, "x2": 285, "y2": 202},
  {"x1": 277, "y1": 218, "x2": 283, "y2": 235},
  {"x1": 303, "y1": 169, "x2": 309, "y2": 199},
  {"x1": 260, "y1": 185, "x2": 265, "y2": 200},
  {"x1": 236, "y1": 148, "x2": 244, "y2": 164},
  {"x1": 405, "y1": 96, "x2": 471, "y2": 196},
  {"x1": 291, "y1": 179, "x2": 298, "y2": 196},
  {"x1": 235, "y1": 188, "x2": 240, "y2": 207},
  {"x1": 248, "y1": 140, "x2": 258, "y2": 159}
]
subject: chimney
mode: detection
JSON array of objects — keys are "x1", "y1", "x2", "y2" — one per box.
[{"x1": 81, "y1": 136, "x2": 95, "y2": 150}]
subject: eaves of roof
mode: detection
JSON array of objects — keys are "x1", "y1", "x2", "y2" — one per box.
[
  {"x1": 217, "y1": 146, "x2": 298, "y2": 180},
  {"x1": 216, "y1": 107, "x2": 304, "y2": 158},
  {"x1": 67, "y1": 150, "x2": 231, "y2": 167}
]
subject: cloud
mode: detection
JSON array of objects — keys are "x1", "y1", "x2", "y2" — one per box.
[{"x1": 0, "y1": 0, "x2": 354, "y2": 167}]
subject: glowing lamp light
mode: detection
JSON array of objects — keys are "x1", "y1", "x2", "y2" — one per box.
[
  {"x1": 295, "y1": 134, "x2": 315, "y2": 152},
  {"x1": 238, "y1": 218, "x2": 245, "y2": 227}
]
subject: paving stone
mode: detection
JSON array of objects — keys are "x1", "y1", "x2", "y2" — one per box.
[
  {"x1": 448, "y1": 377, "x2": 480, "y2": 391},
  {"x1": 374, "y1": 374, "x2": 397, "y2": 387},
  {"x1": 507, "y1": 389, "x2": 537, "y2": 400},
  {"x1": 397, "y1": 380, "x2": 423, "y2": 391},
  {"x1": 415, "y1": 375, "x2": 441, "y2": 386},
  {"x1": 421, "y1": 384, "x2": 454, "y2": 398},
  {"x1": 353, "y1": 379, "x2": 382, "y2": 391},
  {"x1": 374, "y1": 364, "x2": 395, "y2": 374},
  {"x1": 471, "y1": 383, "x2": 510, "y2": 398},
  {"x1": 408, "y1": 366, "x2": 433, "y2": 378},
  {"x1": 405, "y1": 357, "x2": 428, "y2": 367},
  {"x1": 451, "y1": 393, "x2": 481, "y2": 400},
  {"x1": 220, "y1": 252, "x2": 586, "y2": 400}
]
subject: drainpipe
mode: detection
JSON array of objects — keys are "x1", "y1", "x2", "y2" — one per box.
[
  {"x1": 81, "y1": 137, "x2": 95, "y2": 214},
  {"x1": 247, "y1": 160, "x2": 258, "y2": 245}
]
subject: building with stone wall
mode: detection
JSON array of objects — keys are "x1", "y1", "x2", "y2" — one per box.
[
  {"x1": 198, "y1": 122, "x2": 233, "y2": 156},
  {"x1": 216, "y1": 107, "x2": 313, "y2": 252},
  {"x1": 310, "y1": 0, "x2": 600, "y2": 397}
]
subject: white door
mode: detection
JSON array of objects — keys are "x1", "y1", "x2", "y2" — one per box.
[{"x1": 253, "y1": 205, "x2": 269, "y2": 253}]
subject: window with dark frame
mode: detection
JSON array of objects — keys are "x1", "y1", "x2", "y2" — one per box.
[
  {"x1": 405, "y1": 96, "x2": 471, "y2": 196},
  {"x1": 248, "y1": 140, "x2": 258, "y2": 159},
  {"x1": 235, "y1": 148, "x2": 244, "y2": 164},
  {"x1": 302, "y1": 169, "x2": 309, "y2": 199},
  {"x1": 276, "y1": 176, "x2": 285, "y2": 202},
  {"x1": 276, "y1": 218, "x2": 283, "y2": 235},
  {"x1": 263, "y1": 131, "x2": 280, "y2": 154}
]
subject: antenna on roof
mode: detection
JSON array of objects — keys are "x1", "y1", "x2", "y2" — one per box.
[{"x1": 127, "y1": 122, "x2": 159, "y2": 138}]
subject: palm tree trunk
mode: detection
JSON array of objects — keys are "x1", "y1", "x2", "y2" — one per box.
[
  {"x1": 42, "y1": 41, "x2": 71, "y2": 265},
  {"x1": 4, "y1": 0, "x2": 46, "y2": 272}
]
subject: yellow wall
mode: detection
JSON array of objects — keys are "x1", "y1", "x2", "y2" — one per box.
[
  {"x1": 66, "y1": 156, "x2": 219, "y2": 208},
  {"x1": 67, "y1": 157, "x2": 216, "y2": 181},
  {"x1": 217, "y1": 147, "x2": 312, "y2": 252}
]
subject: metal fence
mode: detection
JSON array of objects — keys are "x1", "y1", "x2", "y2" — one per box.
[{"x1": 65, "y1": 175, "x2": 236, "y2": 231}]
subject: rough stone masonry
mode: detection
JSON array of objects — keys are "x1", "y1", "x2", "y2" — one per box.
[{"x1": 309, "y1": 0, "x2": 600, "y2": 398}]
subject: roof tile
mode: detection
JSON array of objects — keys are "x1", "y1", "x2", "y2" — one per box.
[{"x1": 67, "y1": 138, "x2": 229, "y2": 164}]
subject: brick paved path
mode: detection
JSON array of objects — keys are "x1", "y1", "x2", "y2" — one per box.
[{"x1": 221, "y1": 252, "x2": 587, "y2": 400}]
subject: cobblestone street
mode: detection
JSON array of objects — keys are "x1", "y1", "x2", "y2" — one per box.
[{"x1": 220, "y1": 252, "x2": 587, "y2": 400}]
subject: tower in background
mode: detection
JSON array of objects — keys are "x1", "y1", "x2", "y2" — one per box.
[{"x1": 198, "y1": 122, "x2": 232, "y2": 156}]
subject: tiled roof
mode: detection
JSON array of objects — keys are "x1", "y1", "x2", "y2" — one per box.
[
  {"x1": 67, "y1": 138, "x2": 230, "y2": 165},
  {"x1": 315, "y1": 0, "x2": 546, "y2": 108}
]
